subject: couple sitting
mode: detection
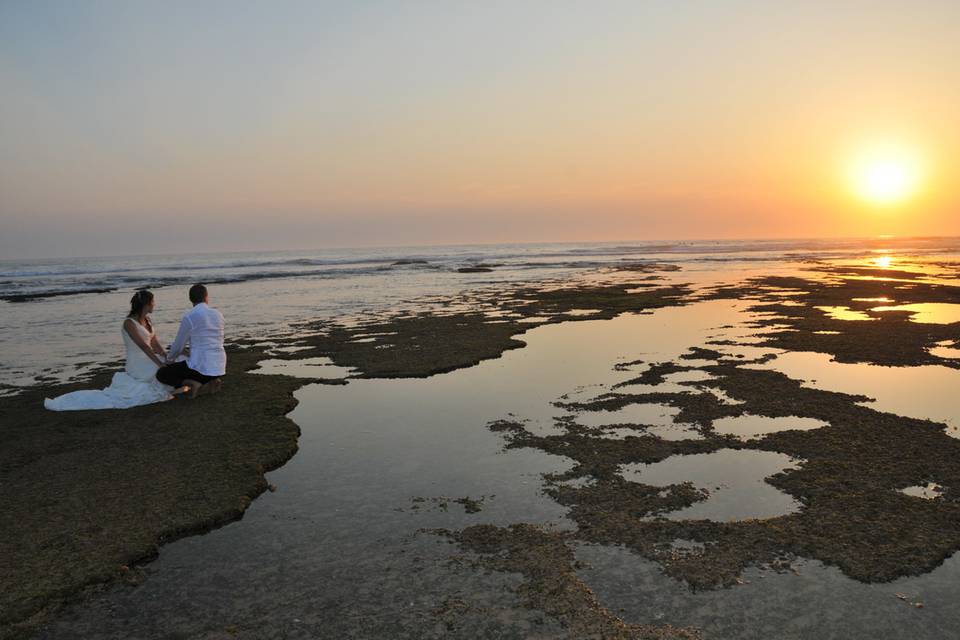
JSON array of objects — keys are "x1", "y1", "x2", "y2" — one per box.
[{"x1": 44, "y1": 284, "x2": 226, "y2": 411}]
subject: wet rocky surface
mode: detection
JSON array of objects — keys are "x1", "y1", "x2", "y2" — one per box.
[
  {"x1": 7, "y1": 258, "x2": 960, "y2": 639},
  {"x1": 0, "y1": 347, "x2": 315, "y2": 638}
]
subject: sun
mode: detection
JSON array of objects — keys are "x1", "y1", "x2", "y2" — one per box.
[{"x1": 848, "y1": 144, "x2": 922, "y2": 206}]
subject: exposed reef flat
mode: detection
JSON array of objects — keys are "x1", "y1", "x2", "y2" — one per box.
[
  {"x1": 0, "y1": 264, "x2": 690, "y2": 638},
  {"x1": 485, "y1": 354, "x2": 960, "y2": 592},
  {"x1": 0, "y1": 347, "x2": 326, "y2": 639},
  {"x1": 435, "y1": 524, "x2": 701, "y2": 639},
  {"x1": 705, "y1": 264, "x2": 960, "y2": 367},
  {"x1": 6, "y1": 259, "x2": 960, "y2": 638},
  {"x1": 252, "y1": 265, "x2": 689, "y2": 378}
]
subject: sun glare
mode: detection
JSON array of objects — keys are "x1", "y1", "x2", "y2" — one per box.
[{"x1": 849, "y1": 144, "x2": 922, "y2": 206}]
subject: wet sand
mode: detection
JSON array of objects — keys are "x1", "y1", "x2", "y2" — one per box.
[{"x1": 4, "y1": 259, "x2": 960, "y2": 639}]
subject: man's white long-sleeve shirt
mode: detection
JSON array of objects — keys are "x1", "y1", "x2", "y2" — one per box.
[{"x1": 167, "y1": 302, "x2": 226, "y2": 376}]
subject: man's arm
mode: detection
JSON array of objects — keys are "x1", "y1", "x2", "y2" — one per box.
[{"x1": 166, "y1": 315, "x2": 191, "y2": 363}]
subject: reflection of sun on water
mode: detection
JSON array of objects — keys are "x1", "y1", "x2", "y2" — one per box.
[{"x1": 873, "y1": 255, "x2": 893, "y2": 268}]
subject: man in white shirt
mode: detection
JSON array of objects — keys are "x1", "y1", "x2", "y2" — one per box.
[{"x1": 156, "y1": 284, "x2": 227, "y2": 398}]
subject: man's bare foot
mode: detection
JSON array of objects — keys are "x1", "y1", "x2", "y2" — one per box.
[
  {"x1": 182, "y1": 380, "x2": 203, "y2": 399},
  {"x1": 170, "y1": 384, "x2": 193, "y2": 397},
  {"x1": 196, "y1": 378, "x2": 223, "y2": 397}
]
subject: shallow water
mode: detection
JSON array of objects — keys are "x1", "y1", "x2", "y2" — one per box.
[
  {"x1": 621, "y1": 449, "x2": 803, "y2": 521},
  {"x1": 7, "y1": 237, "x2": 958, "y2": 392},
  {"x1": 576, "y1": 543, "x2": 960, "y2": 640},
  {"x1": 901, "y1": 483, "x2": 944, "y2": 500},
  {"x1": 0, "y1": 239, "x2": 834, "y2": 390},
  {"x1": 750, "y1": 351, "x2": 960, "y2": 437},
  {"x1": 577, "y1": 403, "x2": 684, "y2": 429},
  {"x1": 929, "y1": 342, "x2": 960, "y2": 359},
  {"x1": 250, "y1": 357, "x2": 355, "y2": 378},
  {"x1": 20, "y1": 242, "x2": 960, "y2": 638},
  {"x1": 816, "y1": 305, "x2": 876, "y2": 321},
  {"x1": 30, "y1": 298, "x2": 960, "y2": 638},
  {"x1": 712, "y1": 414, "x2": 829, "y2": 441},
  {"x1": 871, "y1": 303, "x2": 960, "y2": 324},
  {"x1": 36, "y1": 303, "x2": 773, "y2": 637}
]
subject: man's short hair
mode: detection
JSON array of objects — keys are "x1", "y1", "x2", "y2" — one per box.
[{"x1": 189, "y1": 284, "x2": 208, "y2": 304}]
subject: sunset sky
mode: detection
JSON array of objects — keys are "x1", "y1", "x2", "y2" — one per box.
[{"x1": 1, "y1": 1, "x2": 958, "y2": 259}]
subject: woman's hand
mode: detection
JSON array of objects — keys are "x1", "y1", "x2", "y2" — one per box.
[{"x1": 125, "y1": 318, "x2": 168, "y2": 369}]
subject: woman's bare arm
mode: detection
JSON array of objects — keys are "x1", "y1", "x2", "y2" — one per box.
[
  {"x1": 150, "y1": 332, "x2": 166, "y2": 358},
  {"x1": 124, "y1": 319, "x2": 165, "y2": 367}
]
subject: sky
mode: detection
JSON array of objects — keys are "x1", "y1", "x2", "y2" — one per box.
[{"x1": 1, "y1": 0, "x2": 958, "y2": 259}]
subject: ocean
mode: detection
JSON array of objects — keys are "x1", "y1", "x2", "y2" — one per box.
[{"x1": 3, "y1": 236, "x2": 959, "y2": 391}]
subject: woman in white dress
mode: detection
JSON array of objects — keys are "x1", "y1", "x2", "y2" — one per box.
[{"x1": 44, "y1": 290, "x2": 186, "y2": 411}]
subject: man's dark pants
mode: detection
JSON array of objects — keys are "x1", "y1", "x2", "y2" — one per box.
[{"x1": 156, "y1": 361, "x2": 220, "y2": 387}]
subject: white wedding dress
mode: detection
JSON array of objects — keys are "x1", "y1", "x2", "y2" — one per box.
[{"x1": 44, "y1": 320, "x2": 174, "y2": 411}]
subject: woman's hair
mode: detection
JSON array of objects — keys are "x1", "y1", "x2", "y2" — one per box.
[{"x1": 128, "y1": 289, "x2": 154, "y2": 319}]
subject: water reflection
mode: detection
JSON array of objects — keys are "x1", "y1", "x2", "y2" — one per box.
[
  {"x1": 577, "y1": 403, "x2": 682, "y2": 429},
  {"x1": 900, "y1": 483, "x2": 944, "y2": 500},
  {"x1": 38, "y1": 303, "x2": 759, "y2": 638},
  {"x1": 621, "y1": 449, "x2": 803, "y2": 521},
  {"x1": 29, "y1": 288, "x2": 960, "y2": 638},
  {"x1": 575, "y1": 542, "x2": 960, "y2": 640},
  {"x1": 251, "y1": 357, "x2": 354, "y2": 378},
  {"x1": 929, "y1": 341, "x2": 960, "y2": 359},
  {"x1": 816, "y1": 306, "x2": 876, "y2": 321},
  {"x1": 712, "y1": 414, "x2": 829, "y2": 441},
  {"x1": 871, "y1": 303, "x2": 960, "y2": 324},
  {"x1": 575, "y1": 403, "x2": 703, "y2": 441},
  {"x1": 749, "y1": 352, "x2": 960, "y2": 438}
]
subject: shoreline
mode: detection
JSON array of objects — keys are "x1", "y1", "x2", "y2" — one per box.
[
  {"x1": 3, "y1": 261, "x2": 960, "y2": 637},
  {"x1": 0, "y1": 264, "x2": 691, "y2": 638},
  {"x1": 0, "y1": 347, "x2": 320, "y2": 639}
]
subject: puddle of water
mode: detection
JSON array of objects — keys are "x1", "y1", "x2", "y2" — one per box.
[
  {"x1": 252, "y1": 357, "x2": 355, "y2": 378},
  {"x1": 852, "y1": 297, "x2": 893, "y2": 303},
  {"x1": 269, "y1": 345, "x2": 313, "y2": 354},
  {"x1": 813, "y1": 330, "x2": 842, "y2": 335},
  {"x1": 577, "y1": 403, "x2": 682, "y2": 429},
  {"x1": 871, "y1": 303, "x2": 960, "y2": 324},
  {"x1": 709, "y1": 343, "x2": 779, "y2": 360},
  {"x1": 612, "y1": 381, "x2": 694, "y2": 395},
  {"x1": 621, "y1": 449, "x2": 803, "y2": 521},
  {"x1": 751, "y1": 351, "x2": 960, "y2": 437},
  {"x1": 564, "y1": 309, "x2": 603, "y2": 317},
  {"x1": 676, "y1": 358, "x2": 717, "y2": 367},
  {"x1": 669, "y1": 538, "x2": 706, "y2": 552},
  {"x1": 703, "y1": 387, "x2": 746, "y2": 405},
  {"x1": 663, "y1": 369, "x2": 715, "y2": 384},
  {"x1": 900, "y1": 483, "x2": 944, "y2": 500},
  {"x1": 816, "y1": 306, "x2": 876, "y2": 321},
  {"x1": 596, "y1": 423, "x2": 703, "y2": 442},
  {"x1": 758, "y1": 288, "x2": 810, "y2": 296},
  {"x1": 929, "y1": 341, "x2": 960, "y2": 359},
  {"x1": 712, "y1": 414, "x2": 829, "y2": 441}
]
